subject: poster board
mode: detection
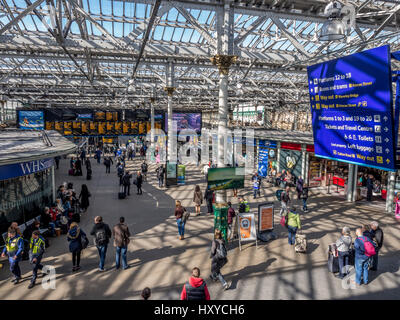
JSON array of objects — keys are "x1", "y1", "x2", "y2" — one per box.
[
  {"x1": 166, "y1": 161, "x2": 178, "y2": 187},
  {"x1": 207, "y1": 167, "x2": 245, "y2": 191},
  {"x1": 237, "y1": 213, "x2": 258, "y2": 251},
  {"x1": 18, "y1": 110, "x2": 44, "y2": 130},
  {"x1": 177, "y1": 165, "x2": 186, "y2": 185},
  {"x1": 258, "y1": 203, "x2": 274, "y2": 232}
]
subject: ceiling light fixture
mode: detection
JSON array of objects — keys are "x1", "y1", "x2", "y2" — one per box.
[{"x1": 319, "y1": 1, "x2": 347, "y2": 41}]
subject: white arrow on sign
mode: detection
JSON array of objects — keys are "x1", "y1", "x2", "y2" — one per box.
[
  {"x1": 385, "y1": 138, "x2": 390, "y2": 143},
  {"x1": 384, "y1": 127, "x2": 389, "y2": 132},
  {"x1": 384, "y1": 116, "x2": 389, "y2": 122},
  {"x1": 386, "y1": 148, "x2": 390, "y2": 154}
]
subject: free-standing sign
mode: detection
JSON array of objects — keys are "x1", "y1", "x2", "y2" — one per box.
[
  {"x1": 18, "y1": 111, "x2": 44, "y2": 130},
  {"x1": 307, "y1": 45, "x2": 396, "y2": 171},
  {"x1": 237, "y1": 213, "x2": 258, "y2": 251},
  {"x1": 177, "y1": 165, "x2": 186, "y2": 185},
  {"x1": 258, "y1": 203, "x2": 274, "y2": 232},
  {"x1": 165, "y1": 161, "x2": 177, "y2": 187}
]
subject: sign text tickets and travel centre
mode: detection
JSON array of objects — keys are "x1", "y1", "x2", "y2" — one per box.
[{"x1": 307, "y1": 45, "x2": 397, "y2": 171}]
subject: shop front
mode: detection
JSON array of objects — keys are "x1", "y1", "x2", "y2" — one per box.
[{"x1": 0, "y1": 159, "x2": 54, "y2": 244}]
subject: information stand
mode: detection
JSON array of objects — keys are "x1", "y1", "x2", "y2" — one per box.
[
  {"x1": 177, "y1": 165, "x2": 186, "y2": 185},
  {"x1": 165, "y1": 161, "x2": 177, "y2": 187},
  {"x1": 237, "y1": 213, "x2": 258, "y2": 251},
  {"x1": 257, "y1": 202, "x2": 277, "y2": 243}
]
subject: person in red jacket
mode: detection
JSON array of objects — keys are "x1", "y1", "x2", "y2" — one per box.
[{"x1": 181, "y1": 267, "x2": 210, "y2": 300}]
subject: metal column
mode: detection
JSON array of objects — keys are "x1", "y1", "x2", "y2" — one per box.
[
  {"x1": 211, "y1": 1, "x2": 236, "y2": 205},
  {"x1": 301, "y1": 144, "x2": 306, "y2": 180},
  {"x1": 51, "y1": 165, "x2": 56, "y2": 202},
  {"x1": 165, "y1": 61, "x2": 175, "y2": 163},
  {"x1": 386, "y1": 171, "x2": 396, "y2": 212},
  {"x1": 347, "y1": 164, "x2": 358, "y2": 202},
  {"x1": 276, "y1": 142, "x2": 281, "y2": 172}
]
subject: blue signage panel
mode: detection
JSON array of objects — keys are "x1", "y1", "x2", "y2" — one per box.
[
  {"x1": 0, "y1": 158, "x2": 53, "y2": 181},
  {"x1": 307, "y1": 45, "x2": 396, "y2": 171},
  {"x1": 18, "y1": 111, "x2": 44, "y2": 130},
  {"x1": 257, "y1": 140, "x2": 276, "y2": 177}
]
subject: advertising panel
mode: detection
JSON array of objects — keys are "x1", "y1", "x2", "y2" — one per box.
[
  {"x1": 258, "y1": 203, "x2": 274, "y2": 232},
  {"x1": 165, "y1": 113, "x2": 202, "y2": 134},
  {"x1": 177, "y1": 165, "x2": 186, "y2": 185},
  {"x1": 238, "y1": 213, "x2": 257, "y2": 242},
  {"x1": 18, "y1": 111, "x2": 44, "y2": 130},
  {"x1": 0, "y1": 158, "x2": 53, "y2": 181},
  {"x1": 207, "y1": 167, "x2": 245, "y2": 191},
  {"x1": 307, "y1": 45, "x2": 396, "y2": 171}
]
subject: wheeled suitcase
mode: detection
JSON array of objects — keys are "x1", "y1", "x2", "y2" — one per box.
[
  {"x1": 294, "y1": 233, "x2": 307, "y2": 253},
  {"x1": 68, "y1": 169, "x2": 74, "y2": 176},
  {"x1": 118, "y1": 186, "x2": 126, "y2": 199},
  {"x1": 327, "y1": 252, "x2": 340, "y2": 273}
]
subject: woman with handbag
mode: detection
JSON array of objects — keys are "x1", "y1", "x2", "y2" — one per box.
[
  {"x1": 67, "y1": 222, "x2": 88, "y2": 272},
  {"x1": 175, "y1": 200, "x2": 188, "y2": 240},
  {"x1": 193, "y1": 185, "x2": 203, "y2": 216}
]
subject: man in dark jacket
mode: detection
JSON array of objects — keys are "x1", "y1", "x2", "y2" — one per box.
[
  {"x1": 156, "y1": 165, "x2": 165, "y2": 187},
  {"x1": 181, "y1": 267, "x2": 210, "y2": 300},
  {"x1": 112, "y1": 217, "x2": 131, "y2": 270},
  {"x1": 122, "y1": 171, "x2": 132, "y2": 196},
  {"x1": 141, "y1": 161, "x2": 148, "y2": 182},
  {"x1": 370, "y1": 221, "x2": 383, "y2": 271},
  {"x1": 104, "y1": 156, "x2": 113, "y2": 174},
  {"x1": 90, "y1": 216, "x2": 112, "y2": 271},
  {"x1": 135, "y1": 171, "x2": 143, "y2": 195},
  {"x1": 366, "y1": 175, "x2": 374, "y2": 202},
  {"x1": 204, "y1": 189, "x2": 214, "y2": 215}
]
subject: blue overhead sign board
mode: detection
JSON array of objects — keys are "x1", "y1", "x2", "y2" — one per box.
[
  {"x1": 0, "y1": 158, "x2": 53, "y2": 181},
  {"x1": 258, "y1": 140, "x2": 276, "y2": 177},
  {"x1": 307, "y1": 45, "x2": 396, "y2": 171}
]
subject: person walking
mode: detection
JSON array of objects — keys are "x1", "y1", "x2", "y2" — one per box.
[
  {"x1": 175, "y1": 200, "x2": 187, "y2": 240},
  {"x1": 181, "y1": 267, "x2": 211, "y2": 300},
  {"x1": 296, "y1": 177, "x2": 304, "y2": 200},
  {"x1": 95, "y1": 148, "x2": 102, "y2": 164},
  {"x1": 335, "y1": 226, "x2": 352, "y2": 279},
  {"x1": 156, "y1": 165, "x2": 165, "y2": 187},
  {"x1": 279, "y1": 186, "x2": 291, "y2": 217},
  {"x1": 287, "y1": 207, "x2": 301, "y2": 245},
  {"x1": 210, "y1": 229, "x2": 231, "y2": 290},
  {"x1": 54, "y1": 156, "x2": 61, "y2": 170},
  {"x1": 204, "y1": 188, "x2": 214, "y2": 215},
  {"x1": 141, "y1": 161, "x2": 148, "y2": 182},
  {"x1": 79, "y1": 184, "x2": 91, "y2": 212},
  {"x1": 117, "y1": 163, "x2": 124, "y2": 186},
  {"x1": 67, "y1": 222, "x2": 87, "y2": 272},
  {"x1": 122, "y1": 171, "x2": 132, "y2": 196},
  {"x1": 80, "y1": 148, "x2": 86, "y2": 163},
  {"x1": 1, "y1": 227, "x2": 24, "y2": 284},
  {"x1": 28, "y1": 230, "x2": 45, "y2": 289},
  {"x1": 370, "y1": 221, "x2": 384, "y2": 271},
  {"x1": 251, "y1": 172, "x2": 261, "y2": 199},
  {"x1": 301, "y1": 184, "x2": 309, "y2": 212},
  {"x1": 104, "y1": 156, "x2": 113, "y2": 174},
  {"x1": 354, "y1": 227, "x2": 375, "y2": 286},
  {"x1": 193, "y1": 185, "x2": 203, "y2": 216},
  {"x1": 85, "y1": 157, "x2": 91, "y2": 171},
  {"x1": 367, "y1": 175, "x2": 374, "y2": 202},
  {"x1": 112, "y1": 217, "x2": 131, "y2": 270},
  {"x1": 227, "y1": 202, "x2": 236, "y2": 241},
  {"x1": 135, "y1": 171, "x2": 143, "y2": 195},
  {"x1": 75, "y1": 158, "x2": 83, "y2": 176},
  {"x1": 90, "y1": 216, "x2": 112, "y2": 271}
]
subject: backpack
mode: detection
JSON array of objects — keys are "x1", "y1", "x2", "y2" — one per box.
[
  {"x1": 95, "y1": 227, "x2": 108, "y2": 246},
  {"x1": 81, "y1": 233, "x2": 89, "y2": 249},
  {"x1": 360, "y1": 236, "x2": 376, "y2": 257},
  {"x1": 215, "y1": 240, "x2": 227, "y2": 259},
  {"x1": 276, "y1": 190, "x2": 284, "y2": 201}
]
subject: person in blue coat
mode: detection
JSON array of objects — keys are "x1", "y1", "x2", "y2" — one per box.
[
  {"x1": 67, "y1": 222, "x2": 86, "y2": 272},
  {"x1": 354, "y1": 227, "x2": 375, "y2": 286},
  {"x1": 1, "y1": 227, "x2": 24, "y2": 284}
]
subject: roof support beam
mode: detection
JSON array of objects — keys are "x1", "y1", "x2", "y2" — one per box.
[
  {"x1": 0, "y1": 0, "x2": 45, "y2": 36},
  {"x1": 270, "y1": 16, "x2": 311, "y2": 59}
]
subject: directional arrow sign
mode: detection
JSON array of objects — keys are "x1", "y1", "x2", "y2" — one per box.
[
  {"x1": 384, "y1": 127, "x2": 389, "y2": 132},
  {"x1": 386, "y1": 148, "x2": 390, "y2": 153},
  {"x1": 387, "y1": 159, "x2": 391, "y2": 164},
  {"x1": 383, "y1": 116, "x2": 388, "y2": 122},
  {"x1": 385, "y1": 138, "x2": 390, "y2": 143}
]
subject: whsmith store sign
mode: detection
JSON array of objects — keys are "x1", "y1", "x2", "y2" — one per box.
[{"x1": 0, "y1": 158, "x2": 53, "y2": 181}]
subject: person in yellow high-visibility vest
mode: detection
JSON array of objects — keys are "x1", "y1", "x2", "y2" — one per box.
[
  {"x1": 28, "y1": 230, "x2": 45, "y2": 289},
  {"x1": 1, "y1": 227, "x2": 24, "y2": 284}
]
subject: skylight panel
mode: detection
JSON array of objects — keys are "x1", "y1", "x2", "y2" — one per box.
[
  {"x1": 135, "y1": 3, "x2": 146, "y2": 19},
  {"x1": 153, "y1": 26, "x2": 164, "y2": 41},
  {"x1": 167, "y1": 8, "x2": 178, "y2": 21},
  {"x1": 113, "y1": 0, "x2": 124, "y2": 17},
  {"x1": 101, "y1": 0, "x2": 112, "y2": 15}
]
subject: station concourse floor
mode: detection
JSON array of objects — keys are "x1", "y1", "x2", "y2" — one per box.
[{"x1": 1, "y1": 157, "x2": 400, "y2": 300}]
